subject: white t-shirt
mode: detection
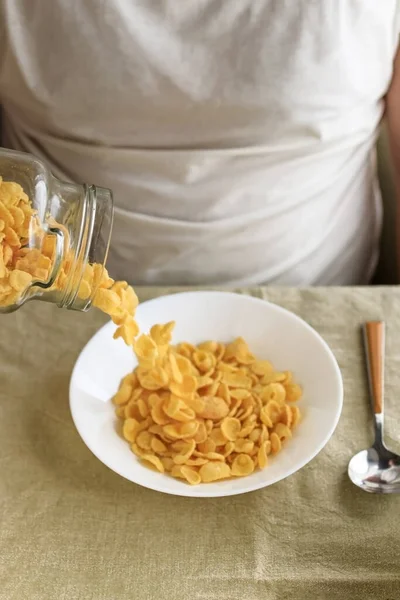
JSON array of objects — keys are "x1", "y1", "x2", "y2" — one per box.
[{"x1": 1, "y1": 0, "x2": 399, "y2": 285}]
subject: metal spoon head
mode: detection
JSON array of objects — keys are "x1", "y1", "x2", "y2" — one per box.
[{"x1": 348, "y1": 447, "x2": 400, "y2": 494}]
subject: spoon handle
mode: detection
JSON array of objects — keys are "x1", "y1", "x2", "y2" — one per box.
[{"x1": 363, "y1": 321, "x2": 385, "y2": 415}]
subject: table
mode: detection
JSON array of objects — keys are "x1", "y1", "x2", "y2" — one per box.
[{"x1": 1, "y1": 287, "x2": 400, "y2": 600}]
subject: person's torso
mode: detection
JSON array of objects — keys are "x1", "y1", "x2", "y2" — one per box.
[{"x1": 1, "y1": 0, "x2": 399, "y2": 285}]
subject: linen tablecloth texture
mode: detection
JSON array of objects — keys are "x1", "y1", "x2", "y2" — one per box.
[{"x1": 1, "y1": 287, "x2": 400, "y2": 600}]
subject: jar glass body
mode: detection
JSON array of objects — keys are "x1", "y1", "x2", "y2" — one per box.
[{"x1": 0, "y1": 147, "x2": 113, "y2": 313}]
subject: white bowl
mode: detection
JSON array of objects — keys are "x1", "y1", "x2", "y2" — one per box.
[{"x1": 70, "y1": 291, "x2": 343, "y2": 497}]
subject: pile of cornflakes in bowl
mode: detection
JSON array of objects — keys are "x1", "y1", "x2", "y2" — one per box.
[{"x1": 112, "y1": 327, "x2": 302, "y2": 485}]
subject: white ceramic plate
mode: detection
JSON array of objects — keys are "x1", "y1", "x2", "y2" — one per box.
[{"x1": 70, "y1": 291, "x2": 343, "y2": 497}]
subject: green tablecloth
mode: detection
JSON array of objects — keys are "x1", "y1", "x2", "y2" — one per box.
[{"x1": 1, "y1": 287, "x2": 399, "y2": 600}]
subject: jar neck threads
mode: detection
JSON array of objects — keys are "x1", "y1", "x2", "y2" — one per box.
[{"x1": 57, "y1": 184, "x2": 114, "y2": 311}]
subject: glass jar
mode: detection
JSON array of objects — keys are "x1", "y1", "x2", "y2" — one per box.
[{"x1": 0, "y1": 147, "x2": 113, "y2": 313}]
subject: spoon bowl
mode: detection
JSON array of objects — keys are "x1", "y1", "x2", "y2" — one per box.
[{"x1": 348, "y1": 446, "x2": 400, "y2": 494}]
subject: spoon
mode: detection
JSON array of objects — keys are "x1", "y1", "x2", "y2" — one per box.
[{"x1": 348, "y1": 321, "x2": 400, "y2": 493}]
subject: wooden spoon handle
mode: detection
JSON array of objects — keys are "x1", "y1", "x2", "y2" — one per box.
[{"x1": 363, "y1": 321, "x2": 385, "y2": 415}]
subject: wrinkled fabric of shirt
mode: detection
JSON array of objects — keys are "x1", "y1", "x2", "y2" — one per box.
[{"x1": 1, "y1": 0, "x2": 399, "y2": 285}]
